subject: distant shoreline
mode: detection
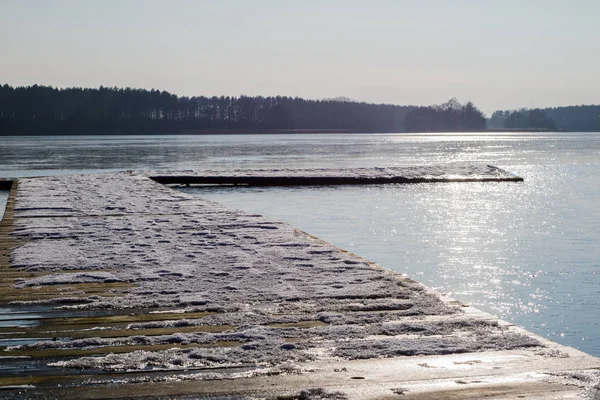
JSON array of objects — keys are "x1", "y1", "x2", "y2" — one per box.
[
  {"x1": 1, "y1": 128, "x2": 584, "y2": 136},
  {"x1": 0, "y1": 129, "x2": 356, "y2": 136},
  {"x1": 180, "y1": 128, "x2": 354, "y2": 135},
  {"x1": 486, "y1": 128, "x2": 569, "y2": 133}
]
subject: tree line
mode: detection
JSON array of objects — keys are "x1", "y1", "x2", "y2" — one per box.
[
  {"x1": 489, "y1": 106, "x2": 600, "y2": 131},
  {"x1": 0, "y1": 84, "x2": 410, "y2": 134},
  {"x1": 0, "y1": 84, "x2": 489, "y2": 135},
  {"x1": 488, "y1": 109, "x2": 556, "y2": 130},
  {"x1": 404, "y1": 98, "x2": 486, "y2": 132}
]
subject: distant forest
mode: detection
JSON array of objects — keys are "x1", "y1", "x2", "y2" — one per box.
[
  {"x1": 1, "y1": 84, "x2": 597, "y2": 134},
  {"x1": 0, "y1": 84, "x2": 486, "y2": 135},
  {"x1": 489, "y1": 106, "x2": 600, "y2": 131},
  {"x1": 404, "y1": 98, "x2": 486, "y2": 132}
]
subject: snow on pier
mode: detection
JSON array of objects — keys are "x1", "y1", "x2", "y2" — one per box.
[
  {"x1": 1, "y1": 167, "x2": 599, "y2": 399},
  {"x1": 150, "y1": 164, "x2": 524, "y2": 186}
]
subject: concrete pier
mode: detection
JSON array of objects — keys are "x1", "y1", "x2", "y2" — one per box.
[{"x1": 0, "y1": 167, "x2": 598, "y2": 399}]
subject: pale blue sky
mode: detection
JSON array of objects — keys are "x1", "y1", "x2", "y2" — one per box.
[{"x1": 1, "y1": 0, "x2": 598, "y2": 114}]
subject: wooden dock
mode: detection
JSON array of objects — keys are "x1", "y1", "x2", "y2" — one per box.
[
  {"x1": 149, "y1": 165, "x2": 524, "y2": 186},
  {"x1": 1, "y1": 167, "x2": 599, "y2": 399}
]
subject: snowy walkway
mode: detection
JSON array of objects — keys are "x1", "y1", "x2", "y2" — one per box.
[
  {"x1": 0, "y1": 168, "x2": 599, "y2": 399},
  {"x1": 150, "y1": 164, "x2": 524, "y2": 186}
]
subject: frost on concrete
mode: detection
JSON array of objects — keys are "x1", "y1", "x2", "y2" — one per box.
[
  {"x1": 332, "y1": 331, "x2": 541, "y2": 359},
  {"x1": 5, "y1": 171, "x2": 546, "y2": 376},
  {"x1": 370, "y1": 318, "x2": 501, "y2": 336},
  {"x1": 49, "y1": 338, "x2": 315, "y2": 372},
  {"x1": 544, "y1": 370, "x2": 600, "y2": 400},
  {"x1": 13, "y1": 272, "x2": 122, "y2": 288},
  {"x1": 148, "y1": 164, "x2": 522, "y2": 182},
  {"x1": 275, "y1": 388, "x2": 348, "y2": 400},
  {"x1": 10, "y1": 319, "x2": 509, "y2": 353}
]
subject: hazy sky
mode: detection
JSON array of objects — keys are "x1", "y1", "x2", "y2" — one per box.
[{"x1": 1, "y1": 0, "x2": 598, "y2": 114}]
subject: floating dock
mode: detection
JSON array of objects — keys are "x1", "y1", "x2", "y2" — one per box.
[{"x1": 1, "y1": 166, "x2": 599, "y2": 399}]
